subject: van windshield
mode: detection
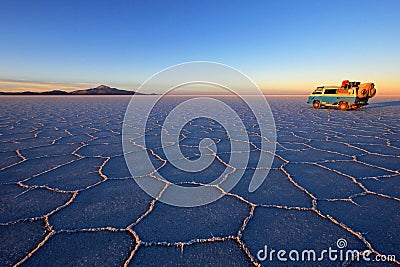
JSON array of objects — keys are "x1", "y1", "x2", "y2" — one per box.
[{"x1": 312, "y1": 87, "x2": 323, "y2": 94}]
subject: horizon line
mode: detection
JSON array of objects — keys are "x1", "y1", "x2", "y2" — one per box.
[{"x1": 1, "y1": 94, "x2": 400, "y2": 97}]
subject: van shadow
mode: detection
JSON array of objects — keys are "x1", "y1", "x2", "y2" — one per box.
[{"x1": 367, "y1": 101, "x2": 400, "y2": 109}]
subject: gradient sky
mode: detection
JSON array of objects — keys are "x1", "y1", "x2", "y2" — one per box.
[{"x1": 1, "y1": 0, "x2": 399, "y2": 94}]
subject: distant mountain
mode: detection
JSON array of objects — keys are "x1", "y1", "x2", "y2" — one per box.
[
  {"x1": 70, "y1": 85, "x2": 144, "y2": 95},
  {"x1": 0, "y1": 85, "x2": 156, "y2": 95},
  {"x1": 0, "y1": 90, "x2": 69, "y2": 95}
]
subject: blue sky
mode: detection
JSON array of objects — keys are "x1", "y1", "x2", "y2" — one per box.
[{"x1": 0, "y1": 0, "x2": 399, "y2": 94}]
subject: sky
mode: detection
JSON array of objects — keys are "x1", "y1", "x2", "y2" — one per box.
[{"x1": 0, "y1": 0, "x2": 399, "y2": 95}]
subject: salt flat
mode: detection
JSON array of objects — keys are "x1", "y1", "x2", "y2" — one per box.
[{"x1": 0, "y1": 96, "x2": 399, "y2": 266}]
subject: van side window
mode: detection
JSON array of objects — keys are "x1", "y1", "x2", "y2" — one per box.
[{"x1": 324, "y1": 89, "x2": 337, "y2": 94}]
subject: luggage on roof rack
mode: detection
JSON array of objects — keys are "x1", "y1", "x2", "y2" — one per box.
[{"x1": 358, "y1": 83, "x2": 376, "y2": 98}]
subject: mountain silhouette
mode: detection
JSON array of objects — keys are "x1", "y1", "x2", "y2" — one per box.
[{"x1": 0, "y1": 85, "x2": 155, "y2": 95}]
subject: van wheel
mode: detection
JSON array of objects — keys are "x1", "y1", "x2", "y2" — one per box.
[
  {"x1": 339, "y1": 101, "x2": 349, "y2": 111},
  {"x1": 313, "y1": 100, "x2": 321, "y2": 109}
]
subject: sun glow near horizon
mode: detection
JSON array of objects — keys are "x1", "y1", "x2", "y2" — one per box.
[
  {"x1": 0, "y1": 1, "x2": 399, "y2": 96},
  {"x1": 0, "y1": 78, "x2": 399, "y2": 96}
]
